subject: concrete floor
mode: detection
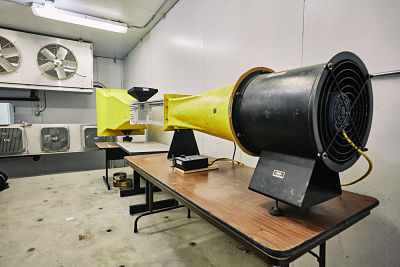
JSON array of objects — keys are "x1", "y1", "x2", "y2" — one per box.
[{"x1": 0, "y1": 167, "x2": 270, "y2": 267}]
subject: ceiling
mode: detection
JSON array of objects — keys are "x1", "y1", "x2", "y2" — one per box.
[{"x1": 0, "y1": 0, "x2": 179, "y2": 59}]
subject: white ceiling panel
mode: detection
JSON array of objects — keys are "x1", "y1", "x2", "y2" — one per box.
[{"x1": 0, "y1": 0, "x2": 179, "y2": 59}]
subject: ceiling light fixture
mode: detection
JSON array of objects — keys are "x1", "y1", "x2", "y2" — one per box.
[{"x1": 31, "y1": 2, "x2": 128, "y2": 34}]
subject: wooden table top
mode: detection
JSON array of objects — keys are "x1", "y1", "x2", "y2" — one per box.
[
  {"x1": 95, "y1": 142, "x2": 119, "y2": 149},
  {"x1": 125, "y1": 153, "x2": 378, "y2": 261}
]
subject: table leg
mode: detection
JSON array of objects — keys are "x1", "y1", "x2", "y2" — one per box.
[
  {"x1": 319, "y1": 242, "x2": 326, "y2": 267},
  {"x1": 130, "y1": 179, "x2": 177, "y2": 215},
  {"x1": 120, "y1": 171, "x2": 161, "y2": 197},
  {"x1": 133, "y1": 179, "x2": 186, "y2": 233},
  {"x1": 308, "y1": 242, "x2": 326, "y2": 267},
  {"x1": 102, "y1": 150, "x2": 111, "y2": 190}
]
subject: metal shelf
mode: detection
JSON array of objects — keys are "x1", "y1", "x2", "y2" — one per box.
[{"x1": 0, "y1": 82, "x2": 93, "y2": 94}]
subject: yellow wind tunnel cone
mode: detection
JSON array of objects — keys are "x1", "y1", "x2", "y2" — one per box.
[
  {"x1": 96, "y1": 88, "x2": 147, "y2": 136},
  {"x1": 164, "y1": 67, "x2": 274, "y2": 150}
]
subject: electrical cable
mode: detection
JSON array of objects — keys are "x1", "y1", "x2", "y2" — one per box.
[
  {"x1": 232, "y1": 142, "x2": 237, "y2": 165},
  {"x1": 127, "y1": 0, "x2": 170, "y2": 29},
  {"x1": 35, "y1": 91, "x2": 46, "y2": 116},
  {"x1": 208, "y1": 158, "x2": 246, "y2": 167},
  {"x1": 340, "y1": 130, "x2": 373, "y2": 186},
  {"x1": 75, "y1": 73, "x2": 87, "y2": 78},
  {"x1": 93, "y1": 81, "x2": 107, "y2": 88}
]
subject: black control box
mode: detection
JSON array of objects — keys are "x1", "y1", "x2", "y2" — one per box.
[{"x1": 173, "y1": 155, "x2": 208, "y2": 171}]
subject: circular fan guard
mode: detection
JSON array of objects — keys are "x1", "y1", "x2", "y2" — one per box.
[
  {"x1": 37, "y1": 43, "x2": 77, "y2": 80},
  {"x1": 0, "y1": 36, "x2": 21, "y2": 74},
  {"x1": 230, "y1": 51, "x2": 372, "y2": 173},
  {"x1": 317, "y1": 57, "x2": 372, "y2": 170}
]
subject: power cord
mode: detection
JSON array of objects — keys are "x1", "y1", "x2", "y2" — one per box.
[
  {"x1": 232, "y1": 142, "x2": 237, "y2": 164},
  {"x1": 35, "y1": 91, "x2": 46, "y2": 116},
  {"x1": 208, "y1": 158, "x2": 246, "y2": 167},
  {"x1": 341, "y1": 130, "x2": 373, "y2": 186}
]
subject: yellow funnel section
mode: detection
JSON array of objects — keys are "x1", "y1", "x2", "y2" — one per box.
[
  {"x1": 164, "y1": 67, "x2": 274, "y2": 153},
  {"x1": 164, "y1": 84, "x2": 235, "y2": 141},
  {"x1": 96, "y1": 88, "x2": 147, "y2": 136}
]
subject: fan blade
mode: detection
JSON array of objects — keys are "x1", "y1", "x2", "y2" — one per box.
[
  {"x1": 40, "y1": 62, "x2": 55, "y2": 72},
  {"x1": 63, "y1": 60, "x2": 77, "y2": 69},
  {"x1": 55, "y1": 66, "x2": 67, "y2": 79},
  {"x1": 41, "y1": 48, "x2": 56, "y2": 61},
  {"x1": 0, "y1": 57, "x2": 14, "y2": 72},
  {"x1": 56, "y1": 47, "x2": 68, "y2": 60},
  {"x1": 1, "y1": 47, "x2": 18, "y2": 58}
]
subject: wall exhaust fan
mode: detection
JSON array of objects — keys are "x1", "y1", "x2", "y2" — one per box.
[
  {"x1": 37, "y1": 44, "x2": 77, "y2": 80},
  {"x1": 0, "y1": 35, "x2": 21, "y2": 74},
  {"x1": 41, "y1": 127, "x2": 70, "y2": 152},
  {"x1": 81, "y1": 126, "x2": 114, "y2": 151},
  {"x1": 0, "y1": 27, "x2": 93, "y2": 91},
  {"x1": 0, "y1": 127, "x2": 25, "y2": 154}
]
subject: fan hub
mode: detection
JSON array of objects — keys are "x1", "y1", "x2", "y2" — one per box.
[
  {"x1": 331, "y1": 92, "x2": 352, "y2": 131},
  {"x1": 54, "y1": 58, "x2": 62, "y2": 67}
]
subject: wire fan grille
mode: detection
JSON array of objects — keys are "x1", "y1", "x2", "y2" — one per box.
[
  {"x1": 0, "y1": 36, "x2": 20, "y2": 74},
  {"x1": 0, "y1": 128, "x2": 24, "y2": 154},
  {"x1": 318, "y1": 60, "x2": 371, "y2": 165},
  {"x1": 37, "y1": 44, "x2": 77, "y2": 80},
  {"x1": 83, "y1": 127, "x2": 114, "y2": 150},
  {"x1": 41, "y1": 127, "x2": 70, "y2": 152}
]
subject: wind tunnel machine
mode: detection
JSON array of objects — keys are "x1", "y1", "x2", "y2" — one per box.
[
  {"x1": 96, "y1": 87, "x2": 159, "y2": 137},
  {"x1": 163, "y1": 51, "x2": 373, "y2": 209}
]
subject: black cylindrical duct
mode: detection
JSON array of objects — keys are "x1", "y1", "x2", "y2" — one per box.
[{"x1": 231, "y1": 52, "x2": 373, "y2": 172}]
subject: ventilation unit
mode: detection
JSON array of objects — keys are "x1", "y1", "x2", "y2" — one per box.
[
  {"x1": 37, "y1": 44, "x2": 78, "y2": 80},
  {"x1": 0, "y1": 127, "x2": 25, "y2": 154},
  {"x1": 0, "y1": 28, "x2": 92, "y2": 90},
  {"x1": 81, "y1": 126, "x2": 114, "y2": 151},
  {"x1": 0, "y1": 35, "x2": 21, "y2": 74},
  {"x1": 41, "y1": 127, "x2": 70, "y2": 152}
]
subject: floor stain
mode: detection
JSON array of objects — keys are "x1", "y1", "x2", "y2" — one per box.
[{"x1": 78, "y1": 234, "x2": 89, "y2": 241}]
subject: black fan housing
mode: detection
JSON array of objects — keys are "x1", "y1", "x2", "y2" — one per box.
[{"x1": 231, "y1": 51, "x2": 373, "y2": 173}]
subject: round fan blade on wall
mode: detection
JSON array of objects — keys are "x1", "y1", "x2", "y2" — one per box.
[
  {"x1": 37, "y1": 44, "x2": 77, "y2": 80},
  {"x1": 40, "y1": 61, "x2": 55, "y2": 72},
  {"x1": 55, "y1": 66, "x2": 67, "y2": 79},
  {"x1": 0, "y1": 57, "x2": 14, "y2": 72},
  {"x1": 1, "y1": 47, "x2": 19, "y2": 58},
  {"x1": 41, "y1": 48, "x2": 56, "y2": 61},
  {"x1": 56, "y1": 46, "x2": 68, "y2": 60},
  {"x1": 0, "y1": 35, "x2": 21, "y2": 74},
  {"x1": 63, "y1": 60, "x2": 77, "y2": 69}
]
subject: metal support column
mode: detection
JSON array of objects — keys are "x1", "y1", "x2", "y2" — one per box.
[
  {"x1": 308, "y1": 242, "x2": 326, "y2": 267},
  {"x1": 102, "y1": 150, "x2": 111, "y2": 190},
  {"x1": 120, "y1": 170, "x2": 161, "y2": 197}
]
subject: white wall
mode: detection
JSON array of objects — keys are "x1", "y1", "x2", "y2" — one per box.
[
  {"x1": 0, "y1": 57, "x2": 123, "y2": 177},
  {"x1": 123, "y1": 0, "x2": 400, "y2": 266}
]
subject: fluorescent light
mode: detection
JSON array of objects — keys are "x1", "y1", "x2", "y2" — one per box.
[{"x1": 31, "y1": 3, "x2": 128, "y2": 34}]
